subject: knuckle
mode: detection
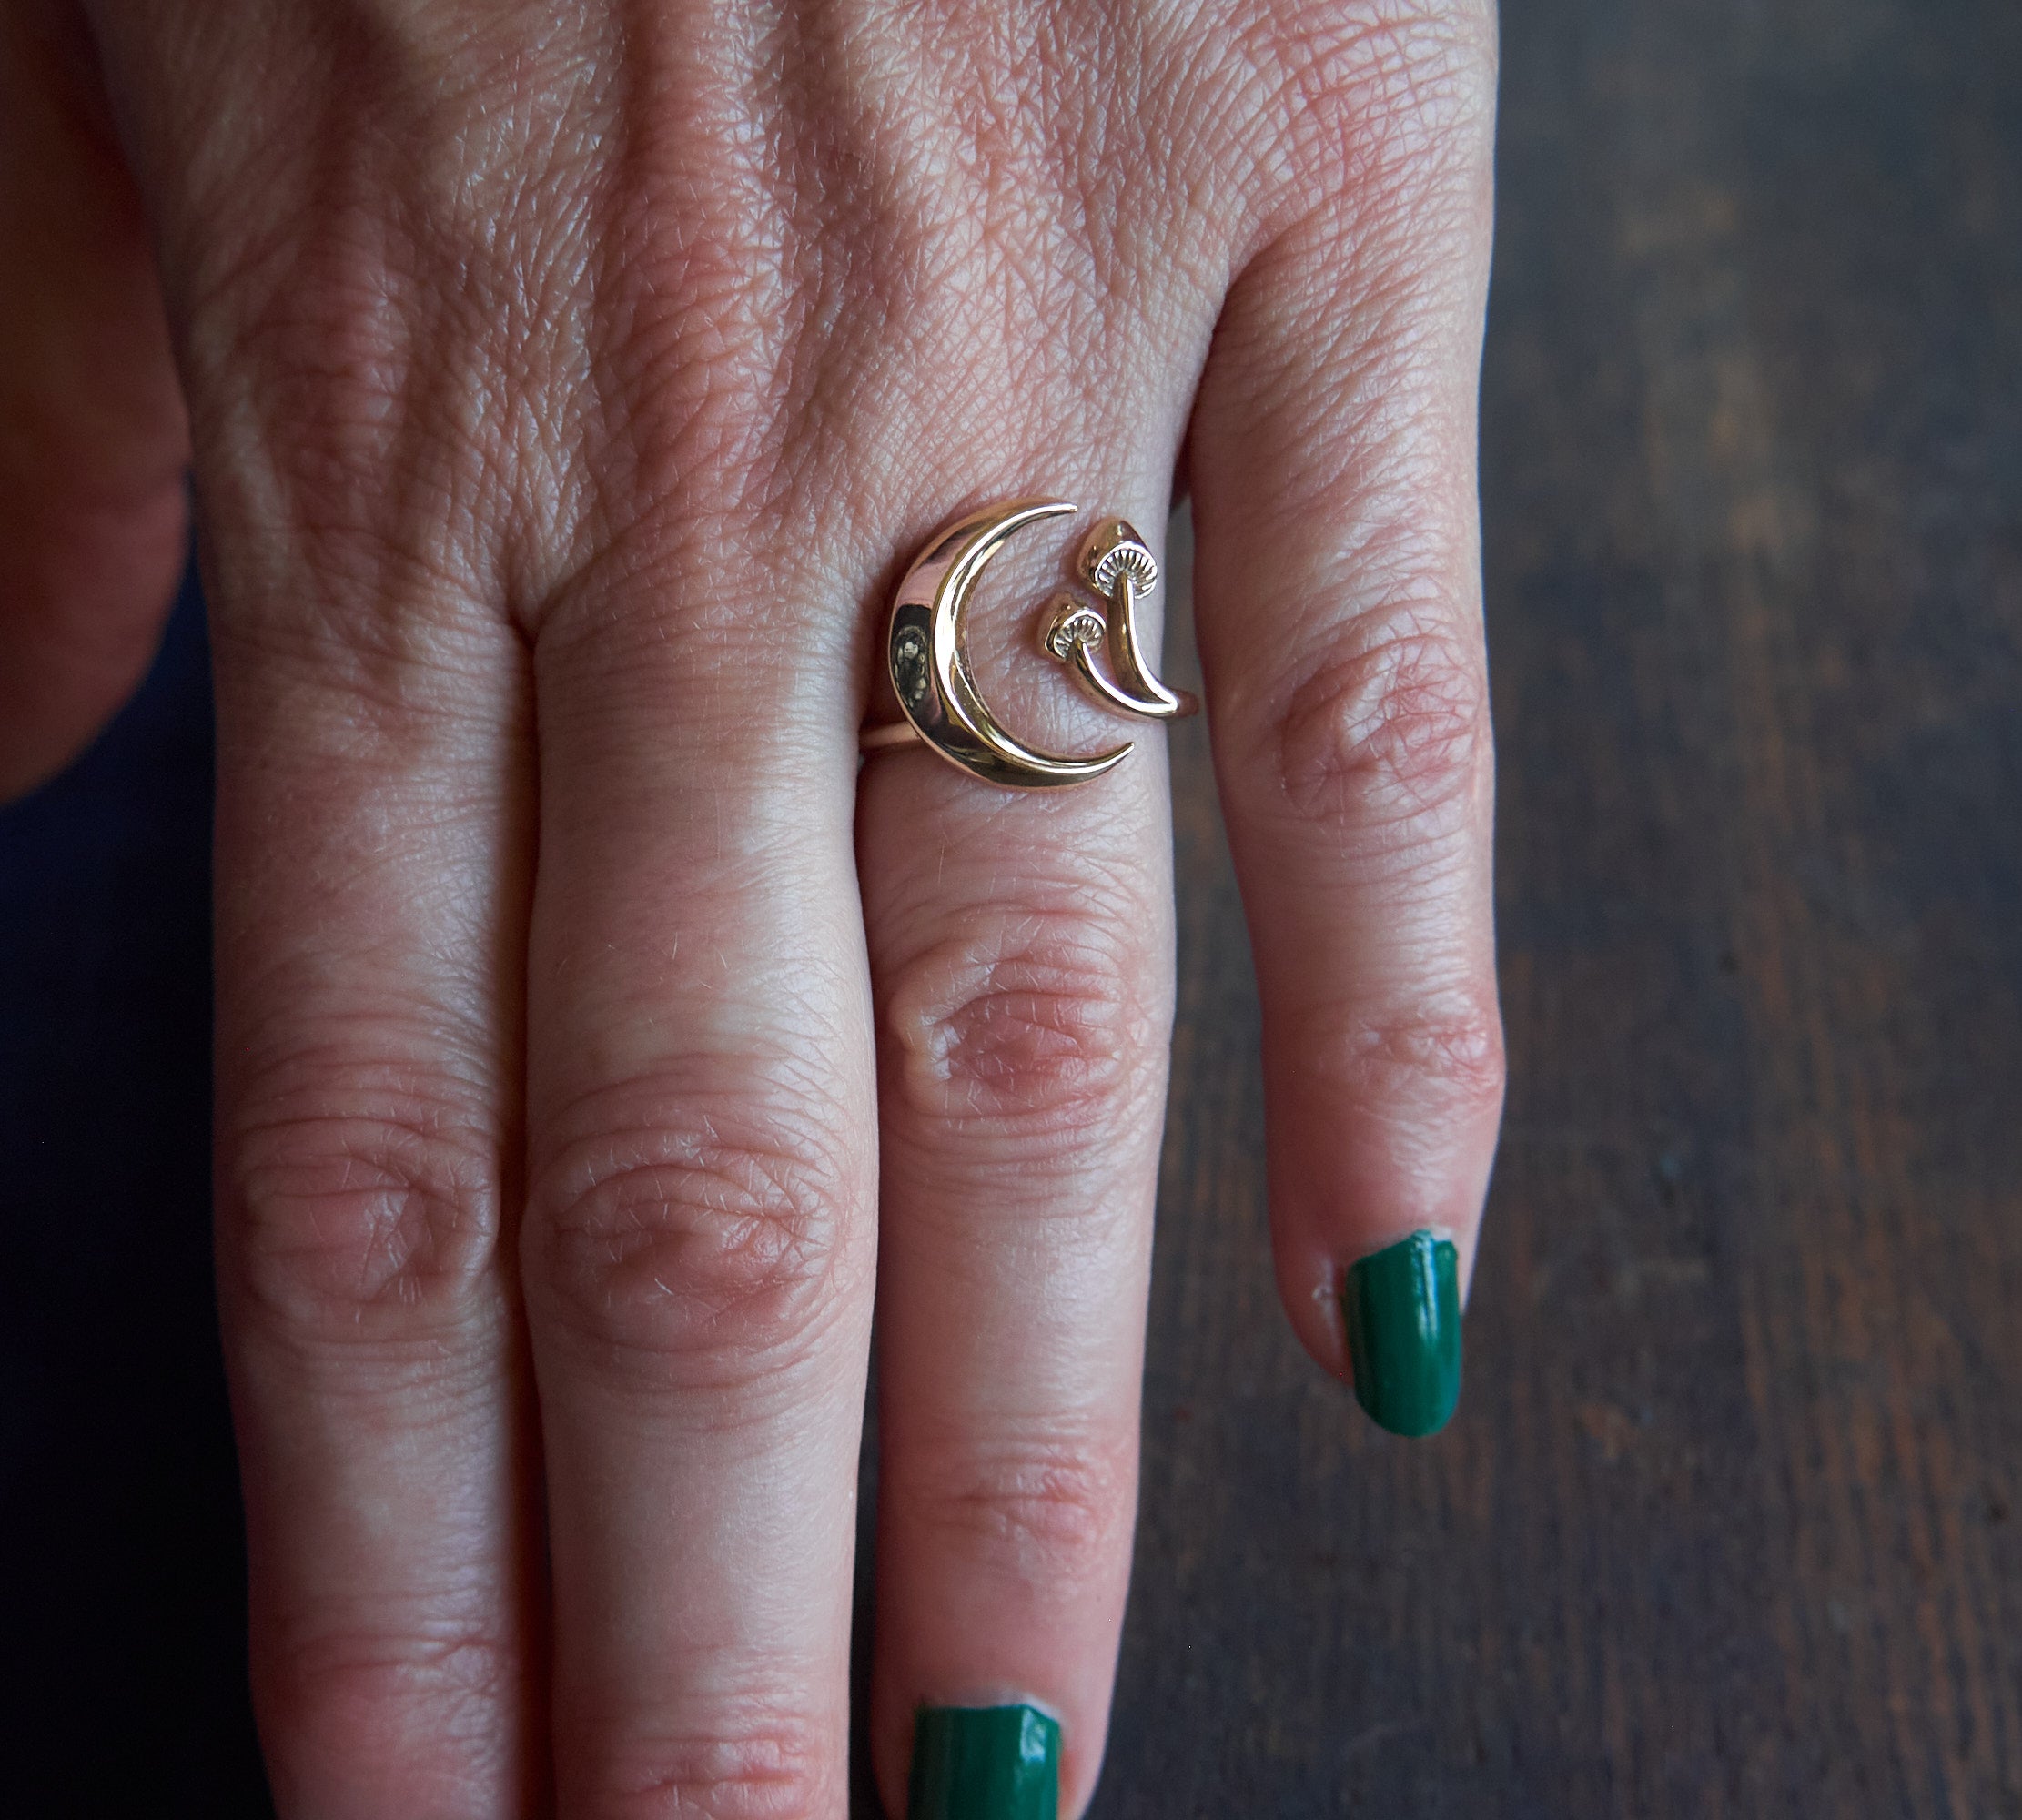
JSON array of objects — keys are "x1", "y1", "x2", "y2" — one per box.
[
  {"x1": 596, "y1": 1715, "x2": 830, "y2": 1820},
  {"x1": 226, "y1": 1099, "x2": 500, "y2": 1345},
  {"x1": 1273, "y1": 612, "x2": 1490, "y2": 834},
  {"x1": 528, "y1": 1079, "x2": 864, "y2": 1371},
  {"x1": 256, "y1": 1615, "x2": 513, "y2": 1783},
  {"x1": 1314, "y1": 995, "x2": 1507, "y2": 1121},
  {"x1": 884, "y1": 906, "x2": 1166, "y2": 1137},
  {"x1": 895, "y1": 1430, "x2": 1137, "y2": 1589}
]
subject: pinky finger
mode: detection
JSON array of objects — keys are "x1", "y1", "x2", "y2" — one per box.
[{"x1": 1188, "y1": 45, "x2": 1502, "y2": 1436}]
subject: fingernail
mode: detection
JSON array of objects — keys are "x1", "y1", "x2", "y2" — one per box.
[
  {"x1": 907, "y1": 1704, "x2": 1060, "y2": 1820},
  {"x1": 1344, "y1": 1229, "x2": 1462, "y2": 1437}
]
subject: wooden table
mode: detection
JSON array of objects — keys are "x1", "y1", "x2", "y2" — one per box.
[{"x1": 3, "y1": 1, "x2": 2016, "y2": 1813}]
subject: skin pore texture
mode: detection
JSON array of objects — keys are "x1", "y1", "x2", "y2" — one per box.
[{"x1": 0, "y1": 2, "x2": 1503, "y2": 1815}]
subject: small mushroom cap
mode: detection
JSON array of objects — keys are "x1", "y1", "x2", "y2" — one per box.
[{"x1": 1041, "y1": 592, "x2": 1107, "y2": 661}]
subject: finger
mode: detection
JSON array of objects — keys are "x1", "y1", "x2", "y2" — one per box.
[
  {"x1": 858, "y1": 486, "x2": 1187, "y2": 1817},
  {"x1": 0, "y1": 2, "x2": 187, "y2": 798},
  {"x1": 1188, "y1": 34, "x2": 1502, "y2": 1436},
  {"x1": 211, "y1": 604, "x2": 538, "y2": 1815},
  {"x1": 520, "y1": 561, "x2": 875, "y2": 1817}
]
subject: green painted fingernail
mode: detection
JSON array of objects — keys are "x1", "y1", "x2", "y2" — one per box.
[
  {"x1": 907, "y1": 1704, "x2": 1059, "y2": 1820},
  {"x1": 1344, "y1": 1229, "x2": 1462, "y2": 1437}
]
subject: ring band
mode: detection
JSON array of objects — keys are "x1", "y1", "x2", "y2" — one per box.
[
  {"x1": 858, "y1": 720, "x2": 921, "y2": 752},
  {"x1": 859, "y1": 498, "x2": 1197, "y2": 791}
]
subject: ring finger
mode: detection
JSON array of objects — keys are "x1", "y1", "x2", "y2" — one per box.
[{"x1": 857, "y1": 469, "x2": 1191, "y2": 1818}]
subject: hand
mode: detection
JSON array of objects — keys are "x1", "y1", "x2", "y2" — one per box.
[{"x1": 2, "y1": 0, "x2": 1503, "y2": 1813}]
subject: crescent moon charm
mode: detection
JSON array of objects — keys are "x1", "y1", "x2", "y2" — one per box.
[{"x1": 885, "y1": 500, "x2": 1133, "y2": 790}]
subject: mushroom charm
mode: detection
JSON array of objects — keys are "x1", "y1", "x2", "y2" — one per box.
[{"x1": 1039, "y1": 518, "x2": 1199, "y2": 723}]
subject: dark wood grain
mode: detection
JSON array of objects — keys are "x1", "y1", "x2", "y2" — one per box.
[{"x1": 1093, "y1": 2, "x2": 2022, "y2": 1814}]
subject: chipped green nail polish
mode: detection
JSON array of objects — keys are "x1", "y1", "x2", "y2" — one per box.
[
  {"x1": 907, "y1": 1704, "x2": 1059, "y2": 1820},
  {"x1": 1344, "y1": 1229, "x2": 1461, "y2": 1437}
]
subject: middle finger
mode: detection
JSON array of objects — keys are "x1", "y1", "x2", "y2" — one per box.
[{"x1": 521, "y1": 541, "x2": 875, "y2": 1815}]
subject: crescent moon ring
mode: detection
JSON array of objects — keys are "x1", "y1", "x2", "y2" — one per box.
[{"x1": 869, "y1": 499, "x2": 1133, "y2": 791}]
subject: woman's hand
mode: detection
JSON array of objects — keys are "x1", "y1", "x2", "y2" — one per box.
[{"x1": 3, "y1": 0, "x2": 1502, "y2": 1812}]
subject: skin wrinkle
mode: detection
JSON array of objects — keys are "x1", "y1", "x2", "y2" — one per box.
[
  {"x1": 580, "y1": 15, "x2": 793, "y2": 555},
  {"x1": 227, "y1": 1116, "x2": 504, "y2": 1329},
  {"x1": 591, "y1": 1720, "x2": 828, "y2": 1819},
  {"x1": 207, "y1": 623, "x2": 517, "y2": 750},
  {"x1": 166, "y1": 12, "x2": 618, "y2": 632},
  {"x1": 1198, "y1": 220, "x2": 1490, "y2": 797},
  {"x1": 533, "y1": 923, "x2": 864, "y2": 1038},
  {"x1": 1271, "y1": 612, "x2": 1491, "y2": 824},
  {"x1": 886, "y1": 1430, "x2": 1138, "y2": 1584},
  {"x1": 750, "y1": 8, "x2": 918, "y2": 533},
  {"x1": 526, "y1": 1043, "x2": 872, "y2": 1373},
  {"x1": 268, "y1": 1618, "x2": 518, "y2": 1730},
  {"x1": 550, "y1": 0, "x2": 1245, "y2": 655},
  {"x1": 227, "y1": 1002, "x2": 510, "y2": 1101},
  {"x1": 223, "y1": 1007, "x2": 501, "y2": 1098},
  {"x1": 891, "y1": 942, "x2": 1147, "y2": 1127}
]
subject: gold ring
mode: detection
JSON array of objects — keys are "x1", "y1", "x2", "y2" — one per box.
[{"x1": 859, "y1": 499, "x2": 1198, "y2": 790}]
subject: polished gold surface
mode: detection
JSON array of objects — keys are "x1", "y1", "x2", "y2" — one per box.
[
  {"x1": 861, "y1": 499, "x2": 1198, "y2": 790},
  {"x1": 872, "y1": 500, "x2": 1132, "y2": 789},
  {"x1": 1060, "y1": 518, "x2": 1200, "y2": 721}
]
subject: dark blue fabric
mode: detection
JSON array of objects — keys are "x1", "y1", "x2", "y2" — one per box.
[{"x1": 0, "y1": 566, "x2": 270, "y2": 1812}]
